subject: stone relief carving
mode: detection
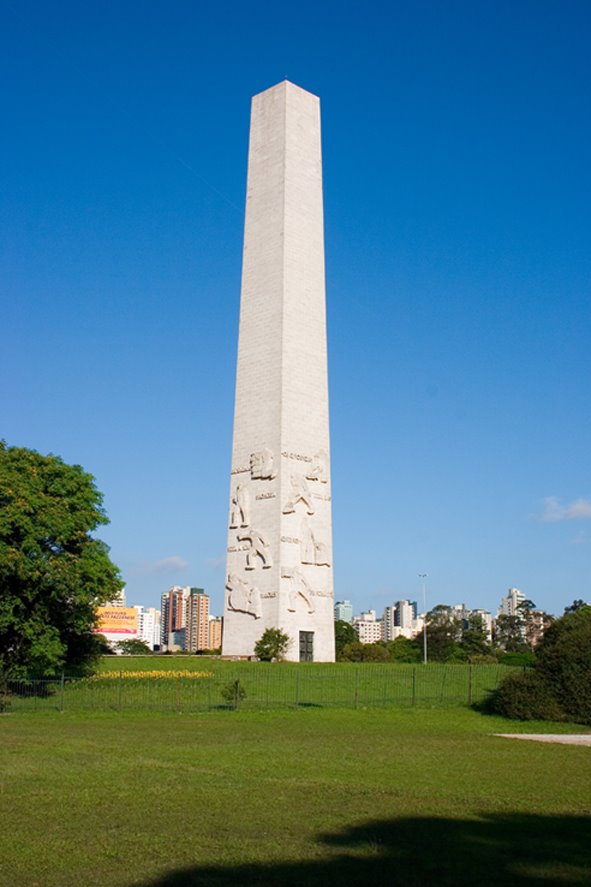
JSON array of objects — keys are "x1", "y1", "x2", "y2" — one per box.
[
  {"x1": 229, "y1": 483, "x2": 250, "y2": 528},
  {"x1": 284, "y1": 567, "x2": 315, "y2": 615},
  {"x1": 226, "y1": 573, "x2": 262, "y2": 619},
  {"x1": 237, "y1": 528, "x2": 273, "y2": 570},
  {"x1": 300, "y1": 520, "x2": 315, "y2": 565},
  {"x1": 282, "y1": 474, "x2": 315, "y2": 515},
  {"x1": 281, "y1": 450, "x2": 312, "y2": 463},
  {"x1": 300, "y1": 520, "x2": 331, "y2": 567},
  {"x1": 250, "y1": 448, "x2": 277, "y2": 480},
  {"x1": 306, "y1": 449, "x2": 328, "y2": 484}
]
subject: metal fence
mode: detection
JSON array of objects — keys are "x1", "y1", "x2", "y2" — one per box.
[{"x1": 1, "y1": 664, "x2": 514, "y2": 714}]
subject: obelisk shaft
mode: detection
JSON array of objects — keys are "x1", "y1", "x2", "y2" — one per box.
[{"x1": 222, "y1": 81, "x2": 334, "y2": 662}]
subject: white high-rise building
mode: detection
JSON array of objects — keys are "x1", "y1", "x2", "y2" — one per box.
[
  {"x1": 383, "y1": 600, "x2": 419, "y2": 640},
  {"x1": 134, "y1": 606, "x2": 161, "y2": 650},
  {"x1": 498, "y1": 587, "x2": 526, "y2": 617},
  {"x1": 222, "y1": 82, "x2": 334, "y2": 662}
]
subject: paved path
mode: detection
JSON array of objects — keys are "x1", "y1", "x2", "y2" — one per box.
[{"x1": 494, "y1": 733, "x2": 591, "y2": 746}]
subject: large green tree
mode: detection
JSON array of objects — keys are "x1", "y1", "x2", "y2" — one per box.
[
  {"x1": 489, "y1": 606, "x2": 591, "y2": 724},
  {"x1": 0, "y1": 442, "x2": 122, "y2": 677},
  {"x1": 535, "y1": 605, "x2": 591, "y2": 723}
]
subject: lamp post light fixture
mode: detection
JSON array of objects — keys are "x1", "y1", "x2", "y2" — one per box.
[{"x1": 419, "y1": 573, "x2": 428, "y2": 664}]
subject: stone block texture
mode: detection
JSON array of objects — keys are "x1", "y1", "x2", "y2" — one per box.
[{"x1": 222, "y1": 81, "x2": 335, "y2": 661}]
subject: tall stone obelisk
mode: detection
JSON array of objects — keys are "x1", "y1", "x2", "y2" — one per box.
[{"x1": 222, "y1": 81, "x2": 334, "y2": 662}]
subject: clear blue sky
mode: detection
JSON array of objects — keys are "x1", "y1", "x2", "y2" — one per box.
[{"x1": 2, "y1": 1, "x2": 590, "y2": 618}]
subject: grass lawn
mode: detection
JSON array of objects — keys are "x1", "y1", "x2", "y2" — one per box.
[
  {"x1": 8, "y1": 658, "x2": 520, "y2": 712},
  {"x1": 1, "y1": 707, "x2": 589, "y2": 886}
]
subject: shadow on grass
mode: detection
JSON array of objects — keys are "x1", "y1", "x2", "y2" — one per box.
[{"x1": 141, "y1": 812, "x2": 591, "y2": 886}]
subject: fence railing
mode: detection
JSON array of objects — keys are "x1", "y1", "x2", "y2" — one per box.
[{"x1": 1, "y1": 664, "x2": 514, "y2": 714}]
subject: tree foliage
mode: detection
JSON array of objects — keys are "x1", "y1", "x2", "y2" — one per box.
[
  {"x1": 254, "y1": 627, "x2": 290, "y2": 662},
  {"x1": 461, "y1": 614, "x2": 491, "y2": 658},
  {"x1": 493, "y1": 614, "x2": 528, "y2": 653},
  {"x1": 535, "y1": 605, "x2": 591, "y2": 723},
  {"x1": 385, "y1": 636, "x2": 422, "y2": 663},
  {"x1": 221, "y1": 678, "x2": 246, "y2": 710},
  {"x1": 564, "y1": 599, "x2": 587, "y2": 615},
  {"x1": 414, "y1": 605, "x2": 464, "y2": 662},
  {"x1": 116, "y1": 639, "x2": 152, "y2": 655},
  {"x1": 486, "y1": 669, "x2": 566, "y2": 721},
  {"x1": 0, "y1": 443, "x2": 122, "y2": 677},
  {"x1": 339, "y1": 641, "x2": 390, "y2": 662},
  {"x1": 489, "y1": 606, "x2": 591, "y2": 724},
  {"x1": 334, "y1": 619, "x2": 356, "y2": 658}
]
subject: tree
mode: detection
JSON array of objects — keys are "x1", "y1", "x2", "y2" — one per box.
[
  {"x1": 461, "y1": 613, "x2": 492, "y2": 659},
  {"x1": 493, "y1": 614, "x2": 528, "y2": 653},
  {"x1": 116, "y1": 639, "x2": 152, "y2": 655},
  {"x1": 0, "y1": 443, "x2": 122, "y2": 677},
  {"x1": 254, "y1": 627, "x2": 290, "y2": 661},
  {"x1": 535, "y1": 605, "x2": 591, "y2": 723},
  {"x1": 564, "y1": 599, "x2": 587, "y2": 615},
  {"x1": 488, "y1": 606, "x2": 591, "y2": 724},
  {"x1": 339, "y1": 641, "x2": 390, "y2": 662},
  {"x1": 384, "y1": 636, "x2": 422, "y2": 663},
  {"x1": 221, "y1": 678, "x2": 246, "y2": 710},
  {"x1": 414, "y1": 605, "x2": 463, "y2": 662},
  {"x1": 334, "y1": 619, "x2": 356, "y2": 659}
]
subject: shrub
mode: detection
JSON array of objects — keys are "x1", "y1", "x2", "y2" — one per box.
[
  {"x1": 487, "y1": 670, "x2": 566, "y2": 722},
  {"x1": 536, "y1": 606, "x2": 591, "y2": 724},
  {"x1": 496, "y1": 651, "x2": 537, "y2": 668},
  {"x1": 340, "y1": 642, "x2": 390, "y2": 662},
  {"x1": 254, "y1": 628, "x2": 290, "y2": 662},
  {"x1": 487, "y1": 607, "x2": 591, "y2": 725},
  {"x1": 221, "y1": 679, "x2": 246, "y2": 710}
]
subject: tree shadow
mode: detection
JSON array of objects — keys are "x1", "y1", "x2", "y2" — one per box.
[{"x1": 140, "y1": 812, "x2": 591, "y2": 886}]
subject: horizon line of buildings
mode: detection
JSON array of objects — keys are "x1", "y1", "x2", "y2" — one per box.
[
  {"x1": 336, "y1": 587, "x2": 550, "y2": 646},
  {"x1": 96, "y1": 585, "x2": 556, "y2": 653}
]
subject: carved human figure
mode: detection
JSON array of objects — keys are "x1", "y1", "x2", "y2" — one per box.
[
  {"x1": 237, "y1": 527, "x2": 273, "y2": 570},
  {"x1": 306, "y1": 449, "x2": 328, "y2": 484},
  {"x1": 250, "y1": 448, "x2": 277, "y2": 480},
  {"x1": 300, "y1": 520, "x2": 316, "y2": 565},
  {"x1": 300, "y1": 519, "x2": 331, "y2": 567},
  {"x1": 226, "y1": 573, "x2": 262, "y2": 619},
  {"x1": 282, "y1": 474, "x2": 315, "y2": 515},
  {"x1": 287, "y1": 568, "x2": 315, "y2": 614},
  {"x1": 229, "y1": 483, "x2": 250, "y2": 528}
]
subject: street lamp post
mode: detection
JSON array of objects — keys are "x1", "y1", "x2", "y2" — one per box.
[{"x1": 419, "y1": 573, "x2": 428, "y2": 664}]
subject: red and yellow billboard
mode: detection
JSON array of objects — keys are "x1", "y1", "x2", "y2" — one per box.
[{"x1": 95, "y1": 607, "x2": 138, "y2": 636}]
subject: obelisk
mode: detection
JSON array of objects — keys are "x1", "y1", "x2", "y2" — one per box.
[{"x1": 222, "y1": 81, "x2": 335, "y2": 662}]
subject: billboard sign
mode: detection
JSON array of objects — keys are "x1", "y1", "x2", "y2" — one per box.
[{"x1": 95, "y1": 606, "x2": 138, "y2": 636}]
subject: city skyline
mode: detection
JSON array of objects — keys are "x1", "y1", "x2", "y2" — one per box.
[{"x1": 2, "y1": 2, "x2": 590, "y2": 619}]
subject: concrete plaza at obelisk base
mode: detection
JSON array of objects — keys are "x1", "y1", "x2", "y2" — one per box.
[{"x1": 222, "y1": 81, "x2": 335, "y2": 662}]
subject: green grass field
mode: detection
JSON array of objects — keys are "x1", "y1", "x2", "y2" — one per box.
[
  {"x1": 1, "y1": 706, "x2": 589, "y2": 886},
  {"x1": 7, "y1": 658, "x2": 521, "y2": 713}
]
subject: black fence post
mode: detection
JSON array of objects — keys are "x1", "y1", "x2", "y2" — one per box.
[{"x1": 60, "y1": 672, "x2": 65, "y2": 713}]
